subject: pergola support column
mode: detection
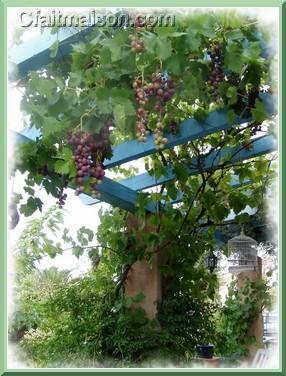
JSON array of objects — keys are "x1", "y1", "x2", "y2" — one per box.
[
  {"x1": 237, "y1": 257, "x2": 264, "y2": 361},
  {"x1": 124, "y1": 214, "x2": 162, "y2": 320}
]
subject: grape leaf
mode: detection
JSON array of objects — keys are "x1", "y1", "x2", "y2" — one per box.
[
  {"x1": 252, "y1": 100, "x2": 268, "y2": 123},
  {"x1": 20, "y1": 197, "x2": 43, "y2": 217},
  {"x1": 156, "y1": 37, "x2": 172, "y2": 60},
  {"x1": 224, "y1": 42, "x2": 244, "y2": 73},
  {"x1": 72, "y1": 246, "x2": 84, "y2": 258},
  {"x1": 54, "y1": 160, "x2": 70, "y2": 175},
  {"x1": 229, "y1": 192, "x2": 248, "y2": 214},
  {"x1": 42, "y1": 117, "x2": 61, "y2": 138},
  {"x1": 142, "y1": 32, "x2": 157, "y2": 53},
  {"x1": 55, "y1": 147, "x2": 73, "y2": 161},
  {"x1": 227, "y1": 29, "x2": 244, "y2": 41},
  {"x1": 166, "y1": 54, "x2": 184, "y2": 75},
  {"x1": 226, "y1": 86, "x2": 238, "y2": 105},
  {"x1": 53, "y1": 147, "x2": 76, "y2": 177},
  {"x1": 100, "y1": 30, "x2": 128, "y2": 62},
  {"x1": 77, "y1": 226, "x2": 94, "y2": 245}
]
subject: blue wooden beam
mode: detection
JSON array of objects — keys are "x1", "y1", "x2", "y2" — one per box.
[
  {"x1": 81, "y1": 134, "x2": 276, "y2": 206},
  {"x1": 9, "y1": 27, "x2": 93, "y2": 78},
  {"x1": 104, "y1": 93, "x2": 275, "y2": 168},
  {"x1": 86, "y1": 176, "x2": 156, "y2": 213},
  {"x1": 9, "y1": 130, "x2": 32, "y2": 144},
  {"x1": 13, "y1": 130, "x2": 276, "y2": 210},
  {"x1": 14, "y1": 93, "x2": 276, "y2": 166},
  {"x1": 81, "y1": 174, "x2": 252, "y2": 206},
  {"x1": 116, "y1": 134, "x2": 276, "y2": 191}
]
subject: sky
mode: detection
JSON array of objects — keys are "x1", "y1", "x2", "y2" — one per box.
[{"x1": 7, "y1": 7, "x2": 279, "y2": 278}]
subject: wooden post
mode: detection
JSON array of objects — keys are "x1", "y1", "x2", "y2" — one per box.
[
  {"x1": 124, "y1": 214, "x2": 162, "y2": 320},
  {"x1": 237, "y1": 257, "x2": 264, "y2": 361}
]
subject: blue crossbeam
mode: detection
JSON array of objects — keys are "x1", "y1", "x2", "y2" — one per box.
[
  {"x1": 9, "y1": 27, "x2": 93, "y2": 78},
  {"x1": 81, "y1": 134, "x2": 276, "y2": 206},
  {"x1": 104, "y1": 93, "x2": 275, "y2": 168},
  {"x1": 80, "y1": 174, "x2": 251, "y2": 206},
  {"x1": 117, "y1": 135, "x2": 276, "y2": 191},
  {"x1": 14, "y1": 93, "x2": 275, "y2": 167},
  {"x1": 90, "y1": 177, "x2": 156, "y2": 213}
]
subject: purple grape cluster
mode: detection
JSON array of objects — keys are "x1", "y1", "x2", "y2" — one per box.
[
  {"x1": 56, "y1": 186, "x2": 68, "y2": 208},
  {"x1": 128, "y1": 34, "x2": 144, "y2": 53},
  {"x1": 133, "y1": 72, "x2": 175, "y2": 148},
  {"x1": 207, "y1": 42, "x2": 224, "y2": 102},
  {"x1": 152, "y1": 72, "x2": 175, "y2": 114},
  {"x1": 67, "y1": 123, "x2": 112, "y2": 198}
]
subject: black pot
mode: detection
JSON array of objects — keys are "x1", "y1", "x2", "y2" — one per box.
[{"x1": 196, "y1": 344, "x2": 214, "y2": 359}]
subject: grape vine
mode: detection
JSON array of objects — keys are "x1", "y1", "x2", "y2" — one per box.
[{"x1": 13, "y1": 10, "x2": 275, "y2": 216}]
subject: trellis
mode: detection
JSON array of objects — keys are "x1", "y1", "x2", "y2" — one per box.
[{"x1": 9, "y1": 27, "x2": 277, "y2": 215}]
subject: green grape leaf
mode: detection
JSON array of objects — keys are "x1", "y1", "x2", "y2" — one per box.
[
  {"x1": 54, "y1": 160, "x2": 70, "y2": 175},
  {"x1": 224, "y1": 42, "x2": 244, "y2": 73},
  {"x1": 95, "y1": 88, "x2": 113, "y2": 114},
  {"x1": 228, "y1": 192, "x2": 248, "y2": 214},
  {"x1": 20, "y1": 197, "x2": 43, "y2": 217},
  {"x1": 142, "y1": 32, "x2": 157, "y2": 53},
  {"x1": 227, "y1": 29, "x2": 244, "y2": 41},
  {"x1": 165, "y1": 54, "x2": 184, "y2": 75},
  {"x1": 72, "y1": 246, "x2": 84, "y2": 259},
  {"x1": 210, "y1": 204, "x2": 229, "y2": 222},
  {"x1": 166, "y1": 183, "x2": 178, "y2": 200},
  {"x1": 41, "y1": 117, "x2": 61, "y2": 138},
  {"x1": 55, "y1": 147, "x2": 73, "y2": 161},
  {"x1": 113, "y1": 104, "x2": 126, "y2": 132},
  {"x1": 77, "y1": 226, "x2": 94, "y2": 245},
  {"x1": 252, "y1": 100, "x2": 268, "y2": 123},
  {"x1": 156, "y1": 37, "x2": 172, "y2": 60},
  {"x1": 226, "y1": 86, "x2": 238, "y2": 105},
  {"x1": 100, "y1": 30, "x2": 128, "y2": 62}
]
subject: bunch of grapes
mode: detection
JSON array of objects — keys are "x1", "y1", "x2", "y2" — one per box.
[
  {"x1": 67, "y1": 122, "x2": 112, "y2": 199},
  {"x1": 56, "y1": 185, "x2": 68, "y2": 208},
  {"x1": 133, "y1": 78, "x2": 151, "y2": 105},
  {"x1": 133, "y1": 78, "x2": 150, "y2": 141},
  {"x1": 135, "y1": 107, "x2": 149, "y2": 142},
  {"x1": 154, "y1": 122, "x2": 168, "y2": 149},
  {"x1": 128, "y1": 34, "x2": 144, "y2": 53},
  {"x1": 152, "y1": 72, "x2": 175, "y2": 111},
  {"x1": 207, "y1": 42, "x2": 224, "y2": 102},
  {"x1": 133, "y1": 72, "x2": 175, "y2": 149},
  {"x1": 151, "y1": 72, "x2": 175, "y2": 149}
]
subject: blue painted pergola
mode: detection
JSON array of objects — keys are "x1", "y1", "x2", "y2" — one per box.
[{"x1": 9, "y1": 27, "x2": 277, "y2": 215}]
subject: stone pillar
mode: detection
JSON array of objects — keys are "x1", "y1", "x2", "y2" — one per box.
[
  {"x1": 237, "y1": 257, "x2": 264, "y2": 361},
  {"x1": 124, "y1": 214, "x2": 162, "y2": 320}
]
